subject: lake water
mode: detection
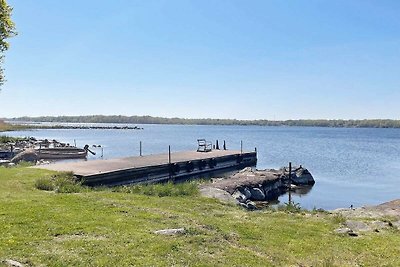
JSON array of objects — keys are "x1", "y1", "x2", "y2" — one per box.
[{"x1": 5, "y1": 123, "x2": 400, "y2": 210}]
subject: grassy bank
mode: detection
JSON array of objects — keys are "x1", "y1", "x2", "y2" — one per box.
[
  {"x1": 0, "y1": 120, "x2": 30, "y2": 132},
  {"x1": 0, "y1": 167, "x2": 399, "y2": 266}
]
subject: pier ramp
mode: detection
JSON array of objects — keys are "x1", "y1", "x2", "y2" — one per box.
[{"x1": 35, "y1": 150, "x2": 257, "y2": 186}]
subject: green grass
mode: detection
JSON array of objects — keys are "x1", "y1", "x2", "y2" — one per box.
[
  {"x1": 0, "y1": 121, "x2": 31, "y2": 132},
  {"x1": 0, "y1": 166, "x2": 399, "y2": 266}
]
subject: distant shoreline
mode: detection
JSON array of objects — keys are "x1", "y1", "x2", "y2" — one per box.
[{"x1": 4, "y1": 115, "x2": 400, "y2": 129}]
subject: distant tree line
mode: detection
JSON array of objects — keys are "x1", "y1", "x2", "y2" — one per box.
[{"x1": 5, "y1": 116, "x2": 400, "y2": 128}]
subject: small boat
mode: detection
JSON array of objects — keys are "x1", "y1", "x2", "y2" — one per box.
[
  {"x1": 35, "y1": 147, "x2": 88, "y2": 160},
  {"x1": 0, "y1": 150, "x2": 16, "y2": 159}
]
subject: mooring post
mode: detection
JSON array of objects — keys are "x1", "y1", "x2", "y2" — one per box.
[
  {"x1": 101, "y1": 147, "x2": 104, "y2": 158},
  {"x1": 168, "y1": 145, "x2": 171, "y2": 164},
  {"x1": 223, "y1": 140, "x2": 226, "y2": 150},
  {"x1": 9, "y1": 144, "x2": 13, "y2": 159},
  {"x1": 140, "y1": 141, "x2": 142, "y2": 156},
  {"x1": 74, "y1": 139, "x2": 76, "y2": 147},
  {"x1": 288, "y1": 162, "x2": 292, "y2": 204},
  {"x1": 168, "y1": 145, "x2": 172, "y2": 180},
  {"x1": 216, "y1": 140, "x2": 219, "y2": 150},
  {"x1": 240, "y1": 140, "x2": 243, "y2": 155}
]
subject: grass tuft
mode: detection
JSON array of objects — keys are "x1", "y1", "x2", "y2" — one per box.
[
  {"x1": 35, "y1": 172, "x2": 84, "y2": 193},
  {"x1": 277, "y1": 201, "x2": 303, "y2": 213},
  {"x1": 112, "y1": 181, "x2": 199, "y2": 197}
]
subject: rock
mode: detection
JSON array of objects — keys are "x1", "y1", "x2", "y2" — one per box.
[
  {"x1": 239, "y1": 167, "x2": 253, "y2": 173},
  {"x1": 239, "y1": 187, "x2": 252, "y2": 199},
  {"x1": 334, "y1": 227, "x2": 353, "y2": 235},
  {"x1": 292, "y1": 168, "x2": 315, "y2": 185},
  {"x1": 370, "y1": 220, "x2": 391, "y2": 230},
  {"x1": 263, "y1": 179, "x2": 284, "y2": 200},
  {"x1": 232, "y1": 189, "x2": 247, "y2": 203},
  {"x1": 249, "y1": 187, "x2": 265, "y2": 201},
  {"x1": 154, "y1": 228, "x2": 185, "y2": 235},
  {"x1": 11, "y1": 150, "x2": 38, "y2": 164},
  {"x1": 199, "y1": 187, "x2": 237, "y2": 204},
  {"x1": 345, "y1": 220, "x2": 371, "y2": 232},
  {"x1": 246, "y1": 201, "x2": 257, "y2": 210},
  {"x1": 334, "y1": 227, "x2": 358, "y2": 237},
  {"x1": 4, "y1": 259, "x2": 24, "y2": 267}
]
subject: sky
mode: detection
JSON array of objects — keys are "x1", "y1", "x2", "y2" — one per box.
[{"x1": 1, "y1": 0, "x2": 400, "y2": 120}]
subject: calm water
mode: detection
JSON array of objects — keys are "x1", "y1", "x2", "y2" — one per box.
[{"x1": 5, "y1": 123, "x2": 400, "y2": 210}]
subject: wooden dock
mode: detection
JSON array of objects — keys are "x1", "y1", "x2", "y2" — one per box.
[{"x1": 35, "y1": 150, "x2": 257, "y2": 186}]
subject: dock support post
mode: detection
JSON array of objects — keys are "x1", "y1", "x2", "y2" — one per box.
[
  {"x1": 288, "y1": 162, "x2": 292, "y2": 204},
  {"x1": 74, "y1": 139, "x2": 76, "y2": 147},
  {"x1": 223, "y1": 140, "x2": 226, "y2": 150},
  {"x1": 240, "y1": 140, "x2": 243, "y2": 155},
  {"x1": 216, "y1": 140, "x2": 219, "y2": 150},
  {"x1": 101, "y1": 147, "x2": 104, "y2": 158},
  {"x1": 140, "y1": 141, "x2": 142, "y2": 156},
  {"x1": 168, "y1": 145, "x2": 171, "y2": 164}
]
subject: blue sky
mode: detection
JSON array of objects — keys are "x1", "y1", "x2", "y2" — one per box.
[{"x1": 1, "y1": 0, "x2": 400, "y2": 119}]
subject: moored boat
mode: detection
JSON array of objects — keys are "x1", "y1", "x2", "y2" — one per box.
[{"x1": 35, "y1": 147, "x2": 88, "y2": 160}]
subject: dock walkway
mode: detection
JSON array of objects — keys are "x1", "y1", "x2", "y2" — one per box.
[{"x1": 35, "y1": 150, "x2": 257, "y2": 186}]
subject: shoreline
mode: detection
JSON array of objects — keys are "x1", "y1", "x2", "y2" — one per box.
[{"x1": 6, "y1": 117, "x2": 400, "y2": 129}]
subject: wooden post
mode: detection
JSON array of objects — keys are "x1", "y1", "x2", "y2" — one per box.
[
  {"x1": 240, "y1": 140, "x2": 243, "y2": 155},
  {"x1": 74, "y1": 139, "x2": 76, "y2": 147},
  {"x1": 10, "y1": 144, "x2": 13, "y2": 159},
  {"x1": 168, "y1": 145, "x2": 171, "y2": 164},
  {"x1": 255, "y1": 147, "x2": 257, "y2": 153},
  {"x1": 223, "y1": 140, "x2": 226, "y2": 150},
  {"x1": 101, "y1": 147, "x2": 104, "y2": 158},
  {"x1": 288, "y1": 162, "x2": 292, "y2": 204},
  {"x1": 140, "y1": 141, "x2": 142, "y2": 156},
  {"x1": 168, "y1": 145, "x2": 172, "y2": 180}
]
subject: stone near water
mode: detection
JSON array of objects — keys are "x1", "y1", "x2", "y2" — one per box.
[
  {"x1": 239, "y1": 187, "x2": 252, "y2": 199},
  {"x1": 246, "y1": 201, "x2": 257, "y2": 210},
  {"x1": 249, "y1": 187, "x2": 265, "y2": 201},
  {"x1": 232, "y1": 189, "x2": 247, "y2": 203},
  {"x1": 199, "y1": 187, "x2": 237, "y2": 204}
]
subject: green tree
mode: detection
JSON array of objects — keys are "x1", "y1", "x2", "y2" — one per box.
[{"x1": 0, "y1": 0, "x2": 16, "y2": 88}]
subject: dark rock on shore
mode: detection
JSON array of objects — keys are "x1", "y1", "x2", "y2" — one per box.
[{"x1": 200, "y1": 166, "x2": 315, "y2": 208}]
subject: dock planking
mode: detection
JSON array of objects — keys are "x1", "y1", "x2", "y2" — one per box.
[{"x1": 34, "y1": 150, "x2": 257, "y2": 186}]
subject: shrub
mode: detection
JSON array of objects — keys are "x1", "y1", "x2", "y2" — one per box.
[
  {"x1": 35, "y1": 172, "x2": 84, "y2": 193},
  {"x1": 35, "y1": 177, "x2": 55, "y2": 191}
]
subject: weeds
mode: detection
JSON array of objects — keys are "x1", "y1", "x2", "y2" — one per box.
[
  {"x1": 277, "y1": 201, "x2": 303, "y2": 213},
  {"x1": 35, "y1": 172, "x2": 84, "y2": 193},
  {"x1": 112, "y1": 181, "x2": 199, "y2": 197},
  {"x1": 332, "y1": 214, "x2": 346, "y2": 224}
]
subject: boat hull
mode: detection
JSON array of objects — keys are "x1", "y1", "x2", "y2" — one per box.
[{"x1": 35, "y1": 148, "x2": 88, "y2": 160}]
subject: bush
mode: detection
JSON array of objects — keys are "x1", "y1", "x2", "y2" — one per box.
[
  {"x1": 35, "y1": 172, "x2": 84, "y2": 193},
  {"x1": 35, "y1": 177, "x2": 55, "y2": 191}
]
